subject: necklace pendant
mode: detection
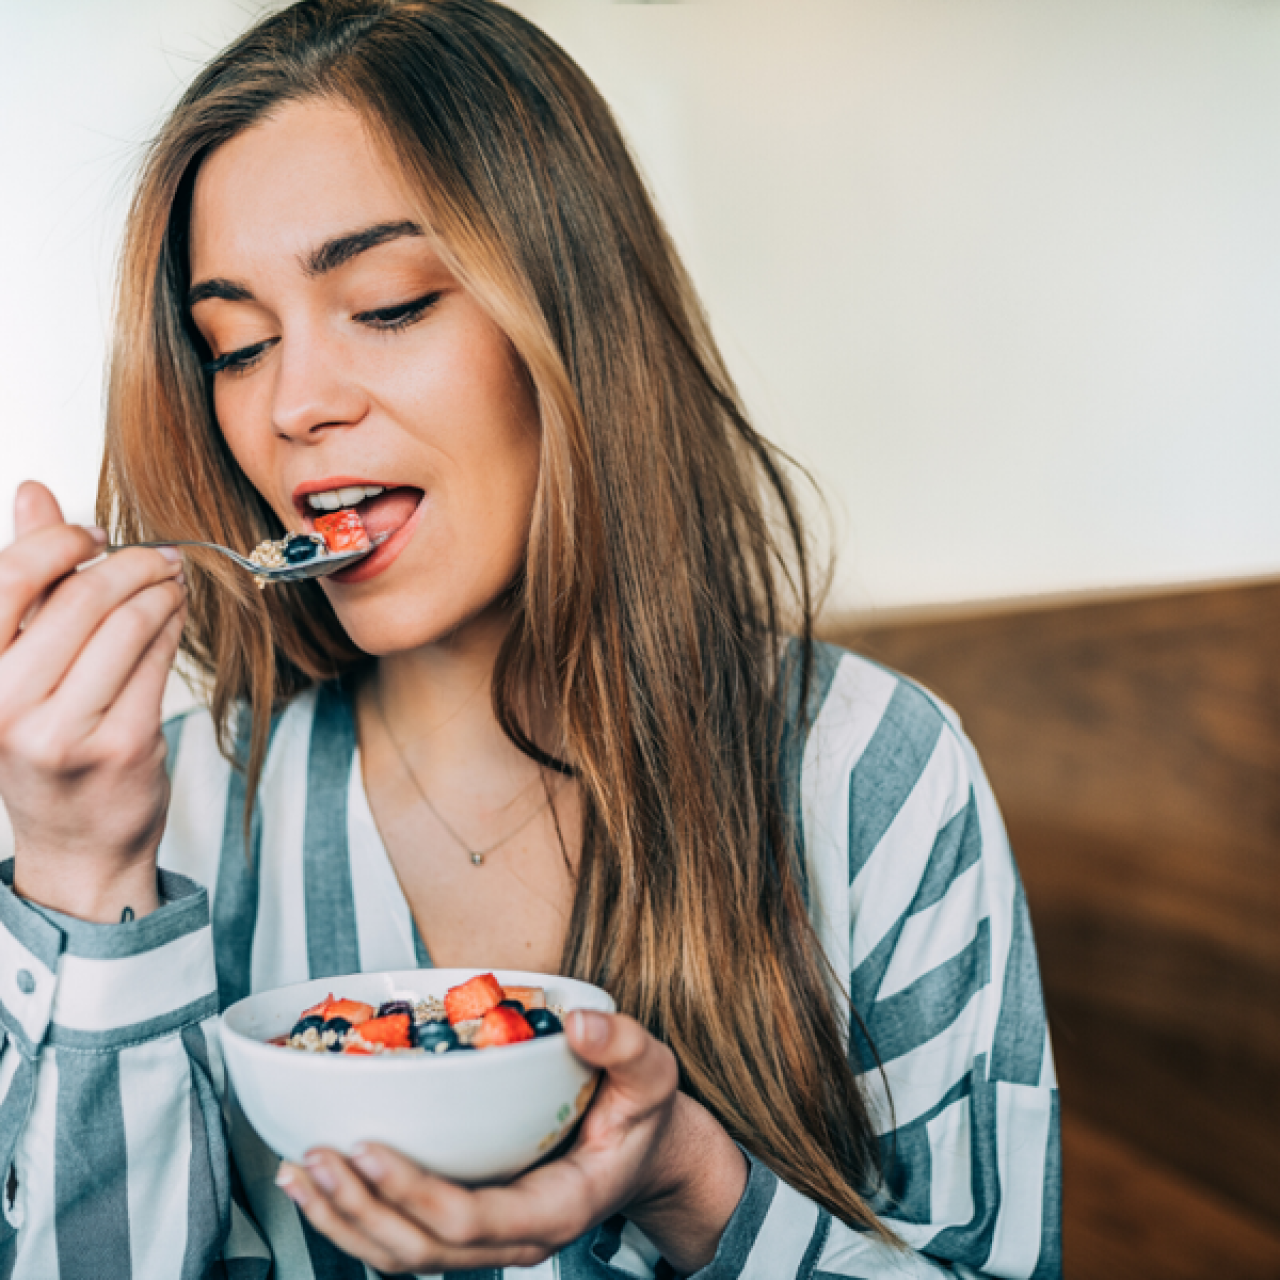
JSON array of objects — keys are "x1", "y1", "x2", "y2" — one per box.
[{"x1": 470, "y1": 851, "x2": 485, "y2": 867}]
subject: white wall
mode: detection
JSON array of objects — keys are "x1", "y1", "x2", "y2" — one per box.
[
  {"x1": 0, "y1": 1, "x2": 263, "y2": 531},
  {"x1": 4, "y1": 0, "x2": 1280, "y2": 614}
]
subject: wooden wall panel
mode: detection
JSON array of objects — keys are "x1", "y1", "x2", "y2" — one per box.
[
  {"x1": 826, "y1": 579, "x2": 1280, "y2": 1226},
  {"x1": 1063, "y1": 1114, "x2": 1280, "y2": 1280}
]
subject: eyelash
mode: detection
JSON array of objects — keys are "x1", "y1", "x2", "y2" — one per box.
[
  {"x1": 203, "y1": 339, "x2": 275, "y2": 377},
  {"x1": 356, "y1": 291, "x2": 443, "y2": 332},
  {"x1": 201, "y1": 290, "x2": 444, "y2": 377}
]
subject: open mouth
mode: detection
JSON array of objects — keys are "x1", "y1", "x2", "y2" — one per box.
[
  {"x1": 297, "y1": 483, "x2": 424, "y2": 544},
  {"x1": 293, "y1": 481, "x2": 427, "y2": 584}
]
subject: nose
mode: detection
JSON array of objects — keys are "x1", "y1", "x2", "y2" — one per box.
[{"x1": 269, "y1": 323, "x2": 367, "y2": 441}]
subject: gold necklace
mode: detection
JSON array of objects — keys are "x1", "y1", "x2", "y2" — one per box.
[{"x1": 372, "y1": 682, "x2": 555, "y2": 867}]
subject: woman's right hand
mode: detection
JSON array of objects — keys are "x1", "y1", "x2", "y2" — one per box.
[{"x1": 0, "y1": 481, "x2": 187, "y2": 923}]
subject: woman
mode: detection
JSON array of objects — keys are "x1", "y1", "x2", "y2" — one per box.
[{"x1": 0, "y1": 2, "x2": 1059, "y2": 1276}]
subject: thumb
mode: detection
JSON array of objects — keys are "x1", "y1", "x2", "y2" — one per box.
[
  {"x1": 14, "y1": 481, "x2": 67, "y2": 538},
  {"x1": 565, "y1": 1011, "x2": 678, "y2": 1103}
]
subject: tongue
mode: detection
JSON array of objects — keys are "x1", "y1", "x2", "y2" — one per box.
[{"x1": 358, "y1": 488, "x2": 422, "y2": 540}]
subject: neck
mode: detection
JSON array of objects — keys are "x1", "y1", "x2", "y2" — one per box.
[
  {"x1": 376, "y1": 604, "x2": 507, "y2": 731},
  {"x1": 365, "y1": 600, "x2": 547, "y2": 782}
]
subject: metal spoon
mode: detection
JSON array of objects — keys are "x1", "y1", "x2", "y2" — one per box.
[{"x1": 103, "y1": 535, "x2": 386, "y2": 583}]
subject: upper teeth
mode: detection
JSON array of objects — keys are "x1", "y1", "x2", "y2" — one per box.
[{"x1": 306, "y1": 485, "x2": 385, "y2": 512}]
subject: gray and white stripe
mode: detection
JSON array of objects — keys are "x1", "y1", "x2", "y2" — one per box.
[{"x1": 0, "y1": 646, "x2": 1060, "y2": 1278}]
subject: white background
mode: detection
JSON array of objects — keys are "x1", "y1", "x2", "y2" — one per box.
[{"x1": 3, "y1": 0, "x2": 1280, "y2": 616}]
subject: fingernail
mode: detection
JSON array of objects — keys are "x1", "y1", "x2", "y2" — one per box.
[
  {"x1": 351, "y1": 1145, "x2": 384, "y2": 1182},
  {"x1": 571, "y1": 1010, "x2": 608, "y2": 1046},
  {"x1": 87, "y1": 526, "x2": 108, "y2": 545},
  {"x1": 156, "y1": 546, "x2": 183, "y2": 563},
  {"x1": 275, "y1": 1164, "x2": 310, "y2": 1207},
  {"x1": 304, "y1": 1156, "x2": 337, "y2": 1195}
]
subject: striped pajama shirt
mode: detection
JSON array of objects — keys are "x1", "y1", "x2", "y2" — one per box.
[{"x1": 0, "y1": 643, "x2": 1061, "y2": 1278}]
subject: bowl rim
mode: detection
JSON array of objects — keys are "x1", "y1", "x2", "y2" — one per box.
[{"x1": 219, "y1": 967, "x2": 615, "y2": 1070}]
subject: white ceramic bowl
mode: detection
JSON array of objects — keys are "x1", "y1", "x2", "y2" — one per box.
[{"x1": 220, "y1": 968, "x2": 614, "y2": 1183}]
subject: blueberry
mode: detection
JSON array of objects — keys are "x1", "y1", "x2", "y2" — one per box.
[
  {"x1": 290, "y1": 1015, "x2": 325, "y2": 1038},
  {"x1": 377, "y1": 1000, "x2": 414, "y2": 1019},
  {"x1": 417, "y1": 1022, "x2": 460, "y2": 1054},
  {"x1": 322, "y1": 1016, "x2": 353, "y2": 1052},
  {"x1": 525, "y1": 1009, "x2": 562, "y2": 1038},
  {"x1": 282, "y1": 534, "x2": 324, "y2": 564},
  {"x1": 497, "y1": 999, "x2": 526, "y2": 1013}
]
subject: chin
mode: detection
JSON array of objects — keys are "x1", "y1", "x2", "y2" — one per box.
[
  {"x1": 328, "y1": 605, "x2": 453, "y2": 657},
  {"x1": 324, "y1": 587, "x2": 515, "y2": 659}
]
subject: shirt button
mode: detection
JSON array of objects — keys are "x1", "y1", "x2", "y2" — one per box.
[{"x1": 16, "y1": 970, "x2": 35, "y2": 995}]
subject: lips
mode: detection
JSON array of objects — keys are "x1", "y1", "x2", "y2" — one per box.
[{"x1": 290, "y1": 478, "x2": 426, "y2": 584}]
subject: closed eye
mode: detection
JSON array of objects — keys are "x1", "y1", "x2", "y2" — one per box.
[
  {"x1": 354, "y1": 291, "x2": 443, "y2": 331},
  {"x1": 203, "y1": 338, "x2": 278, "y2": 377},
  {"x1": 199, "y1": 291, "x2": 442, "y2": 376}
]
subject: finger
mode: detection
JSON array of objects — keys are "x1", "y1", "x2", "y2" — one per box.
[
  {"x1": 306, "y1": 1153, "x2": 454, "y2": 1270},
  {"x1": 94, "y1": 603, "x2": 187, "y2": 742},
  {"x1": 0, "y1": 549, "x2": 181, "y2": 710},
  {"x1": 14, "y1": 481, "x2": 66, "y2": 537},
  {"x1": 49, "y1": 580, "x2": 185, "y2": 722},
  {"x1": 286, "y1": 1155, "x2": 548, "y2": 1274},
  {"x1": 350, "y1": 1142, "x2": 590, "y2": 1252},
  {"x1": 276, "y1": 1162, "x2": 412, "y2": 1275},
  {"x1": 565, "y1": 1011, "x2": 679, "y2": 1108},
  {"x1": 12, "y1": 483, "x2": 78, "y2": 632},
  {"x1": 0, "y1": 524, "x2": 109, "y2": 653}
]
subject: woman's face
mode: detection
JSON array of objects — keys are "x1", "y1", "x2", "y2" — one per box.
[{"x1": 187, "y1": 98, "x2": 541, "y2": 655}]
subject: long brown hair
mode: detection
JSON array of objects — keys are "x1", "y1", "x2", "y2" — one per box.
[{"x1": 99, "y1": 0, "x2": 891, "y2": 1235}]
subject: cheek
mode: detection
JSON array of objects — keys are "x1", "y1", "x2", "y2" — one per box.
[
  {"x1": 444, "y1": 422, "x2": 539, "y2": 580},
  {"x1": 421, "y1": 339, "x2": 541, "y2": 537},
  {"x1": 212, "y1": 389, "x2": 250, "y2": 463},
  {"x1": 472, "y1": 391, "x2": 540, "y2": 545},
  {"x1": 213, "y1": 392, "x2": 276, "y2": 499}
]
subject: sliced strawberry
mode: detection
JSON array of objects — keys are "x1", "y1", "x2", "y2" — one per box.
[
  {"x1": 324, "y1": 998, "x2": 375, "y2": 1026},
  {"x1": 358, "y1": 1013, "x2": 411, "y2": 1050},
  {"x1": 501, "y1": 985, "x2": 546, "y2": 1011},
  {"x1": 301, "y1": 993, "x2": 335, "y2": 1020},
  {"x1": 473, "y1": 1006, "x2": 536, "y2": 1049},
  {"x1": 314, "y1": 509, "x2": 371, "y2": 554},
  {"x1": 445, "y1": 973, "x2": 505, "y2": 1025},
  {"x1": 341, "y1": 1040, "x2": 374, "y2": 1055}
]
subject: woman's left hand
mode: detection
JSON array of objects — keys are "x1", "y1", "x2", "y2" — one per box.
[{"x1": 276, "y1": 1009, "x2": 749, "y2": 1276}]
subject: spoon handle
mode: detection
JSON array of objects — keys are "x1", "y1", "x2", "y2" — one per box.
[{"x1": 104, "y1": 540, "x2": 259, "y2": 572}]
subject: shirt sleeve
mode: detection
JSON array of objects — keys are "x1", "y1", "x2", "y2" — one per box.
[
  {"x1": 664, "y1": 671, "x2": 1062, "y2": 1280},
  {"x1": 0, "y1": 860, "x2": 245, "y2": 1279}
]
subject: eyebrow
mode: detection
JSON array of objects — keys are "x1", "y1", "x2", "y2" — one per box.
[
  {"x1": 187, "y1": 220, "x2": 425, "y2": 309},
  {"x1": 303, "y1": 219, "x2": 423, "y2": 277}
]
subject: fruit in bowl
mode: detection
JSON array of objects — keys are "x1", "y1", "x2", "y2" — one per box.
[
  {"x1": 276, "y1": 973, "x2": 563, "y2": 1054},
  {"x1": 219, "y1": 968, "x2": 614, "y2": 1183}
]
